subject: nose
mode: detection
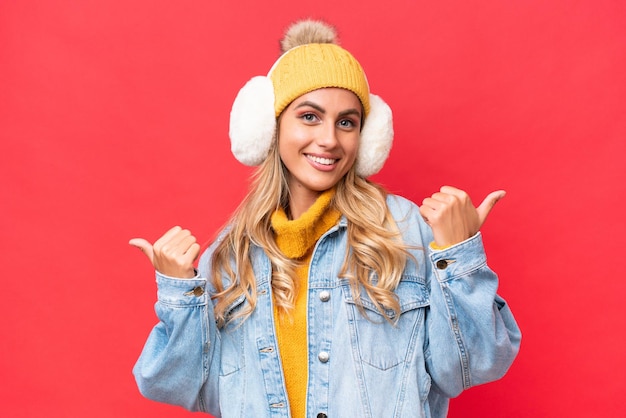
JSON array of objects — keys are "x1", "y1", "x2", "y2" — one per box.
[{"x1": 316, "y1": 122, "x2": 339, "y2": 148}]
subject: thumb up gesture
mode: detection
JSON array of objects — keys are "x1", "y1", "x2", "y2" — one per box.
[
  {"x1": 129, "y1": 226, "x2": 200, "y2": 278},
  {"x1": 419, "y1": 186, "x2": 505, "y2": 248}
]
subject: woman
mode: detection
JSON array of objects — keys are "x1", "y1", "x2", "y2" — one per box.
[{"x1": 131, "y1": 19, "x2": 521, "y2": 418}]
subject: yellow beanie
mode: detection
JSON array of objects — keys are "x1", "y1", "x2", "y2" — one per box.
[{"x1": 268, "y1": 32, "x2": 370, "y2": 117}]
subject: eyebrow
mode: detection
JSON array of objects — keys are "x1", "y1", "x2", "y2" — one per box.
[{"x1": 294, "y1": 101, "x2": 362, "y2": 118}]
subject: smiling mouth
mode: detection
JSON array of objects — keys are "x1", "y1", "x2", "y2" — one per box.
[{"x1": 306, "y1": 154, "x2": 337, "y2": 165}]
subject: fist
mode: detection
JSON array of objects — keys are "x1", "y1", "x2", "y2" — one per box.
[
  {"x1": 419, "y1": 186, "x2": 505, "y2": 247},
  {"x1": 129, "y1": 226, "x2": 200, "y2": 278}
]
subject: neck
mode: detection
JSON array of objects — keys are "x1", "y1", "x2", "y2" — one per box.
[{"x1": 287, "y1": 187, "x2": 322, "y2": 220}]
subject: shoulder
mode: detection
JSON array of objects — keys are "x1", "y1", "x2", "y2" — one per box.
[
  {"x1": 385, "y1": 193, "x2": 433, "y2": 244},
  {"x1": 197, "y1": 226, "x2": 232, "y2": 279},
  {"x1": 385, "y1": 193, "x2": 420, "y2": 219},
  {"x1": 197, "y1": 225, "x2": 270, "y2": 287}
]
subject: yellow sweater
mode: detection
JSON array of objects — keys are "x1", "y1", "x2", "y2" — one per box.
[{"x1": 270, "y1": 189, "x2": 341, "y2": 418}]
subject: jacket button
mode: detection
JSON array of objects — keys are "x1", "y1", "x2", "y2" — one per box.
[
  {"x1": 184, "y1": 286, "x2": 204, "y2": 297},
  {"x1": 317, "y1": 414, "x2": 327, "y2": 418},
  {"x1": 318, "y1": 351, "x2": 330, "y2": 363},
  {"x1": 319, "y1": 290, "x2": 330, "y2": 302},
  {"x1": 436, "y1": 259, "x2": 448, "y2": 269}
]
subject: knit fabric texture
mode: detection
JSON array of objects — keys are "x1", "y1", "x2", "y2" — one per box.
[
  {"x1": 269, "y1": 43, "x2": 371, "y2": 117},
  {"x1": 270, "y1": 188, "x2": 342, "y2": 417}
]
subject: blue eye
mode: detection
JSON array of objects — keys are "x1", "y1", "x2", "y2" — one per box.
[
  {"x1": 299, "y1": 113, "x2": 319, "y2": 123},
  {"x1": 338, "y1": 119, "x2": 356, "y2": 128}
]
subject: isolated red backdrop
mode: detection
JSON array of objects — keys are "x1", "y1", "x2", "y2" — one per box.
[{"x1": 1, "y1": 1, "x2": 625, "y2": 417}]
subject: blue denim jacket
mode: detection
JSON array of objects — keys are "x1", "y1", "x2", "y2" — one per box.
[{"x1": 134, "y1": 195, "x2": 521, "y2": 418}]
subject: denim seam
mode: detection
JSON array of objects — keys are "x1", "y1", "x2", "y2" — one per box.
[{"x1": 439, "y1": 280, "x2": 471, "y2": 389}]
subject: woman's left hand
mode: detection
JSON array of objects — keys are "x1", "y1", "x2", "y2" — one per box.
[{"x1": 419, "y1": 186, "x2": 505, "y2": 248}]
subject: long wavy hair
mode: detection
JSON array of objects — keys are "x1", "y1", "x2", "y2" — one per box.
[{"x1": 210, "y1": 139, "x2": 411, "y2": 328}]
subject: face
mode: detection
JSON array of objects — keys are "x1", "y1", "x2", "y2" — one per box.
[{"x1": 278, "y1": 87, "x2": 362, "y2": 211}]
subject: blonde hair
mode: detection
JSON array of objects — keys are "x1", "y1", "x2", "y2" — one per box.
[{"x1": 210, "y1": 142, "x2": 411, "y2": 328}]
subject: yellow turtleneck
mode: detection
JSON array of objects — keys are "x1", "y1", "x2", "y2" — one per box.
[{"x1": 270, "y1": 188, "x2": 342, "y2": 418}]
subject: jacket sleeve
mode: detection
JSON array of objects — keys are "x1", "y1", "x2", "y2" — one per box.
[
  {"x1": 390, "y1": 195, "x2": 521, "y2": 398},
  {"x1": 422, "y1": 230, "x2": 521, "y2": 397},
  {"x1": 132, "y1": 250, "x2": 222, "y2": 415}
]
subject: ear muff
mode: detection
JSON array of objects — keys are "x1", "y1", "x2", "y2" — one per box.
[
  {"x1": 229, "y1": 80, "x2": 394, "y2": 177},
  {"x1": 355, "y1": 94, "x2": 393, "y2": 177},
  {"x1": 229, "y1": 76, "x2": 276, "y2": 166}
]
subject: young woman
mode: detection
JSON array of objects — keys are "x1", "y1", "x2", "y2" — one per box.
[{"x1": 130, "y1": 19, "x2": 521, "y2": 418}]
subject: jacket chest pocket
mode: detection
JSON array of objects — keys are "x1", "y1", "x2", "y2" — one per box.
[{"x1": 343, "y1": 278, "x2": 429, "y2": 371}]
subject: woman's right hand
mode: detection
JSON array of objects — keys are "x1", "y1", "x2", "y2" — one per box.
[{"x1": 129, "y1": 226, "x2": 200, "y2": 278}]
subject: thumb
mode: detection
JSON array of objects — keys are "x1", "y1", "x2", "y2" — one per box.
[
  {"x1": 129, "y1": 238, "x2": 155, "y2": 264},
  {"x1": 476, "y1": 190, "x2": 506, "y2": 227}
]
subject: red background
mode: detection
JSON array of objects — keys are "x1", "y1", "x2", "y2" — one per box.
[{"x1": 2, "y1": 0, "x2": 625, "y2": 417}]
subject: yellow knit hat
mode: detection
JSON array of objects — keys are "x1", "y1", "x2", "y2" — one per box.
[{"x1": 269, "y1": 43, "x2": 371, "y2": 117}]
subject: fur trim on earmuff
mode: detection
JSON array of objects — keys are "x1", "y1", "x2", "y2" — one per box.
[
  {"x1": 355, "y1": 94, "x2": 394, "y2": 177},
  {"x1": 229, "y1": 76, "x2": 276, "y2": 166}
]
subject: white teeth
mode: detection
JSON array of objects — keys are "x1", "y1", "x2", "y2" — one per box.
[{"x1": 307, "y1": 155, "x2": 336, "y2": 165}]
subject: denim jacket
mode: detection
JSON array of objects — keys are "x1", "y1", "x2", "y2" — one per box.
[{"x1": 133, "y1": 195, "x2": 521, "y2": 418}]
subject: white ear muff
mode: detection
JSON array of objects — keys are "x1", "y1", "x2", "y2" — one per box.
[
  {"x1": 356, "y1": 94, "x2": 394, "y2": 177},
  {"x1": 229, "y1": 76, "x2": 276, "y2": 166}
]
